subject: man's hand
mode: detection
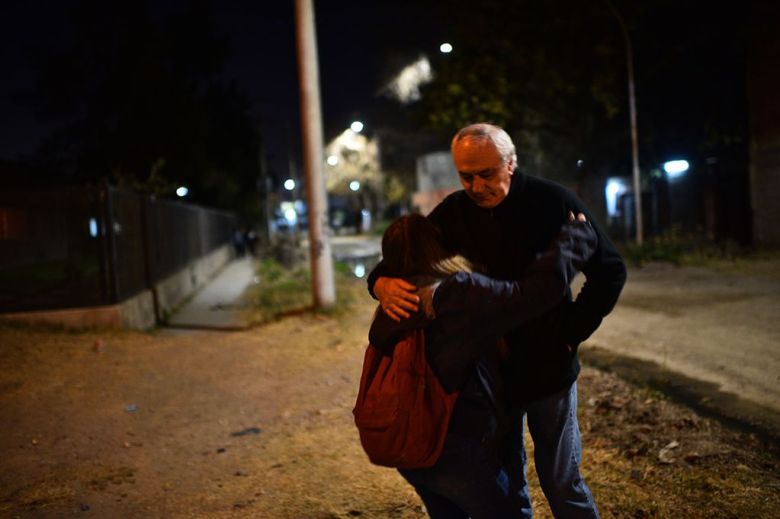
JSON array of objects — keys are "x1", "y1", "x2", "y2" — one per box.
[
  {"x1": 375, "y1": 277, "x2": 419, "y2": 322},
  {"x1": 568, "y1": 210, "x2": 587, "y2": 222}
]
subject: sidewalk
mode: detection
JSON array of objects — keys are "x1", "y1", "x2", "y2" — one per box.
[
  {"x1": 307, "y1": 234, "x2": 382, "y2": 262},
  {"x1": 165, "y1": 256, "x2": 257, "y2": 330},
  {"x1": 165, "y1": 236, "x2": 381, "y2": 331}
]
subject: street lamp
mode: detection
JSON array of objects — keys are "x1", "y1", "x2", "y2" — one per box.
[
  {"x1": 606, "y1": 0, "x2": 643, "y2": 245},
  {"x1": 663, "y1": 160, "x2": 690, "y2": 179},
  {"x1": 439, "y1": 42, "x2": 453, "y2": 54}
]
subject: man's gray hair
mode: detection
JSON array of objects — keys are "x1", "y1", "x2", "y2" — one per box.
[{"x1": 451, "y1": 123, "x2": 517, "y2": 171}]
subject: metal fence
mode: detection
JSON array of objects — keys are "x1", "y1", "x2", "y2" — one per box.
[{"x1": 0, "y1": 185, "x2": 236, "y2": 313}]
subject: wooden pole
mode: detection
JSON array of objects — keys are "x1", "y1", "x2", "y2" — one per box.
[{"x1": 294, "y1": 0, "x2": 336, "y2": 307}]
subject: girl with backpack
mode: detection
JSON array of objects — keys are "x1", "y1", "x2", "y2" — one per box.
[{"x1": 362, "y1": 212, "x2": 595, "y2": 518}]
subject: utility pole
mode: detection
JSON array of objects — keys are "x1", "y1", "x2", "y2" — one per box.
[
  {"x1": 607, "y1": 1, "x2": 643, "y2": 245},
  {"x1": 294, "y1": 0, "x2": 335, "y2": 307},
  {"x1": 256, "y1": 129, "x2": 272, "y2": 243}
]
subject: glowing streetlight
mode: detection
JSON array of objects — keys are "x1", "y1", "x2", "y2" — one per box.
[
  {"x1": 284, "y1": 208, "x2": 297, "y2": 223},
  {"x1": 176, "y1": 186, "x2": 189, "y2": 197},
  {"x1": 663, "y1": 160, "x2": 690, "y2": 179},
  {"x1": 88, "y1": 218, "x2": 98, "y2": 237},
  {"x1": 349, "y1": 180, "x2": 361, "y2": 192},
  {"x1": 326, "y1": 155, "x2": 339, "y2": 166},
  {"x1": 284, "y1": 179, "x2": 296, "y2": 191},
  {"x1": 439, "y1": 42, "x2": 453, "y2": 54},
  {"x1": 350, "y1": 121, "x2": 364, "y2": 133}
]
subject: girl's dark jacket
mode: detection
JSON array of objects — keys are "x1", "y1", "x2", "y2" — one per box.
[
  {"x1": 369, "y1": 173, "x2": 627, "y2": 405},
  {"x1": 368, "y1": 220, "x2": 596, "y2": 440}
]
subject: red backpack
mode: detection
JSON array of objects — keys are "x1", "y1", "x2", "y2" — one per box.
[{"x1": 352, "y1": 328, "x2": 459, "y2": 469}]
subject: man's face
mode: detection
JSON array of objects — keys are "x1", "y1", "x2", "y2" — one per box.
[{"x1": 452, "y1": 138, "x2": 514, "y2": 209}]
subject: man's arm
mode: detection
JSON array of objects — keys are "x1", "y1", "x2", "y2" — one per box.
[
  {"x1": 365, "y1": 251, "x2": 420, "y2": 321},
  {"x1": 374, "y1": 277, "x2": 419, "y2": 321},
  {"x1": 431, "y1": 218, "x2": 597, "y2": 365},
  {"x1": 366, "y1": 257, "x2": 389, "y2": 299},
  {"x1": 562, "y1": 197, "x2": 627, "y2": 346},
  {"x1": 365, "y1": 196, "x2": 459, "y2": 321}
]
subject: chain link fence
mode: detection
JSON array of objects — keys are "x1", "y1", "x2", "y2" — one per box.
[{"x1": 0, "y1": 185, "x2": 236, "y2": 314}]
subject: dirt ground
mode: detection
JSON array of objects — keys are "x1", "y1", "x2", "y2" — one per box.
[{"x1": 1, "y1": 279, "x2": 780, "y2": 518}]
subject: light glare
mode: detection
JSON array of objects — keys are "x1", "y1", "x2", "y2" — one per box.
[
  {"x1": 383, "y1": 57, "x2": 433, "y2": 104},
  {"x1": 176, "y1": 186, "x2": 189, "y2": 197},
  {"x1": 327, "y1": 155, "x2": 339, "y2": 166},
  {"x1": 440, "y1": 43, "x2": 453, "y2": 53},
  {"x1": 350, "y1": 121, "x2": 364, "y2": 133},
  {"x1": 284, "y1": 179, "x2": 296, "y2": 191},
  {"x1": 605, "y1": 177, "x2": 629, "y2": 217},
  {"x1": 349, "y1": 180, "x2": 361, "y2": 192},
  {"x1": 663, "y1": 160, "x2": 690, "y2": 178}
]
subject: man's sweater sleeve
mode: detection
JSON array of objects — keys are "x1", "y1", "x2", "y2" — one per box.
[
  {"x1": 563, "y1": 196, "x2": 627, "y2": 345},
  {"x1": 436, "y1": 220, "x2": 597, "y2": 347},
  {"x1": 366, "y1": 259, "x2": 389, "y2": 300}
]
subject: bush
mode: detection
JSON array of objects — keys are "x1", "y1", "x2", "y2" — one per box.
[
  {"x1": 620, "y1": 227, "x2": 748, "y2": 267},
  {"x1": 243, "y1": 259, "x2": 367, "y2": 325},
  {"x1": 265, "y1": 233, "x2": 307, "y2": 269}
]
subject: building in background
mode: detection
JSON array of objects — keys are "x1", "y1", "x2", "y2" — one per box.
[{"x1": 411, "y1": 151, "x2": 461, "y2": 215}]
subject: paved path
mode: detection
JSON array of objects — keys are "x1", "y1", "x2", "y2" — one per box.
[
  {"x1": 328, "y1": 235, "x2": 381, "y2": 261},
  {"x1": 166, "y1": 256, "x2": 257, "y2": 330},
  {"x1": 579, "y1": 262, "x2": 780, "y2": 438},
  {"x1": 166, "y1": 236, "x2": 380, "y2": 331}
]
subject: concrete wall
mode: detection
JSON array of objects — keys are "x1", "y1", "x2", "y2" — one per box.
[
  {"x1": 0, "y1": 291, "x2": 155, "y2": 330},
  {"x1": 154, "y1": 244, "x2": 232, "y2": 320},
  {"x1": 0, "y1": 244, "x2": 233, "y2": 330}
]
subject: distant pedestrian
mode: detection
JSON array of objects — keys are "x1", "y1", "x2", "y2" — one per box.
[
  {"x1": 233, "y1": 229, "x2": 246, "y2": 257},
  {"x1": 245, "y1": 229, "x2": 258, "y2": 257}
]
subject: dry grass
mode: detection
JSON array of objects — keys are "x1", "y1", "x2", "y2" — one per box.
[
  {"x1": 0, "y1": 286, "x2": 778, "y2": 517},
  {"x1": 241, "y1": 260, "x2": 365, "y2": 326}
]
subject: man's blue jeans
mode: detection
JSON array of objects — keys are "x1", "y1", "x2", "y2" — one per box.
[{"x1": 503, "y1": 382, "x2": 600, "y2": 519}]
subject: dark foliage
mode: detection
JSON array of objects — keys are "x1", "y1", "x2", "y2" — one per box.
[
  {"x1": 17, "y1": 0, "x2": 262, "y2": 221},
  {"x1": 411, "y1": 0, "x2": 749, "y2": 187}
]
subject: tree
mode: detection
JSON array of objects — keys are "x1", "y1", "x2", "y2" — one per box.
[
  {"x1": 412, "y1": 0, "x2": 748, "y2": 181},
  {"x1": 414, "y1": 0, "x2": 630, "y2": 185},
  {"x1": 19, "y1": 0, "x2": 264, "y2": 222}
]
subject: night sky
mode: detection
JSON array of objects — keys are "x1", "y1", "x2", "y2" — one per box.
[
  {"x1": 0, "y1": 1, "x2": 752, "y2": 193},
  {"x1": 0, "y1": 0, "x2": 444, "y2": 179}
]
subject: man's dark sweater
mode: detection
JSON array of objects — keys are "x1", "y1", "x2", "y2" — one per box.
[{"x1": 368, "y1": 173, "x2": 627, "y2": 405}]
